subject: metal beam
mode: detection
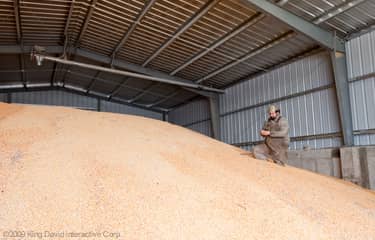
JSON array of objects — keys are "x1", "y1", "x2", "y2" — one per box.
[
  {"x1": 32, "y1": 54, "x2": 225, "y2": 93},
  {"x1": 142, "y1": 0, "x2": 219, "y2": 67},
  {"x1": 196, "y1": 31, "x2": 295, "y2": 83},
  {"x1": 0, "y1": 45, "x2": 63, "y2": 54},
  {"x1": 107, "y1": 77, "x2": 130, "y2": 99},
  {"x1": 240, "y1": 0, "x2": 345, "y2": 52},
  {"x1": 74, "y1": 48, "x2": 224, "y2": 94},
  {"x1": 330, "y1": 51, "x2": 354, "y2": 146},
  {"x1": 313, "y1": 0, "x2": 367, "y2": 25},
  {"x1": 19, "y1": 49, "x2": 26, "y2": 89},
  {"x1": 64, "y1": 0, "x2": 75, "y2": 36},
  {"x1": 2, "y1": 45, "x2": 218, "y2": 97},
  {"x1": 77, "y1": 0, "x2": 98, "y2": 44},
  {"x1": 86, "y1": 70, "x2": 101, "y2": 93},
  {"x1": 13, "y1": 0, "x2": 21, "y2": 42},
  {"x1": 111, "y1": 0, "x2": 156, "y2": 58},
  {"x1": 50, "y1": 62, "x2": 58, "y2": 86},
  {"x1": 129, "y1": 82, "x2": 160, "y2": 103},
  {"x1": 208, "y1": 95, "x2": 221, "y2": 140},
  {"x1": 171, "y1": 12, "x2": 265, "y2": 75},
  {"x1": 147, "y1": 89, "x2": 182, "y2": 107}
]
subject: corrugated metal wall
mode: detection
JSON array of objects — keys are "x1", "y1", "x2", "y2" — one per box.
[
  {"x1": 0, "y1": 90, "x2": 163, "y2": 120},
  {"x1": 170, "y1": 52, "x2": 342, "y2": 150},
  {"x1": 100, "y1": 100, "x2": 162, "y2": 120},
  {"x1": 11, "y1": 90, "x2": 98, "y2": 110},
  {"x1": 0, "y1": 93, "x2": 8, "y2": 102},
  {"x1": 168, "y1": 98, "x2": 212, "y2": 136},
  {"x1": 346, "y1": 29, "x2": 375, "y2": 146},
  {"x1": 220, "y1": 52, "x2": 341, "y2": 150}
]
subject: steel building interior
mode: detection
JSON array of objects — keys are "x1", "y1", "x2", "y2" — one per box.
[{"x1": 1, "y1": 0, "x2": 375, "y2": 188}]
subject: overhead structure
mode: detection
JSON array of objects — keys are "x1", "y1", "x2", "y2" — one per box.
[{"x1": 0, "y1": 0, "x2": 374, "y2": 139}]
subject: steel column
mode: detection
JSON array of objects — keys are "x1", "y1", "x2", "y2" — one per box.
[
  {"x1": 330, "y1": 51, "x2": 354, "y2": 146},
  {"x1": 209, "y1": 95, "x2": 221, "y2": 140}
]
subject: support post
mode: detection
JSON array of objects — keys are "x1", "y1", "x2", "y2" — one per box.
[
  {"x1": 330, "y1": 51, "x2": 354, "y2": 146},
  {"x1": 208, "y1": 95, "x2": 221, "y2": 140}
]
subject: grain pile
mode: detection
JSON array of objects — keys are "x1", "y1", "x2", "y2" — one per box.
[{"x1": 0, "y1": 102, "x2": 374, "y2": 240}]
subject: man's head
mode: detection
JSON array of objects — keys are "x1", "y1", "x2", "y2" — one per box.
[{"x1": 268, "y1": 105, "x2": 280, "y2": 120}]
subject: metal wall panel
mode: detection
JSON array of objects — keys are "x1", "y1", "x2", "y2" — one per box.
[
  {"x1": 100, "y1": 100, "x2": 162, "y2": 120},
  {"x1": 8, "y1": 90, "x2": 162, "y2": 120},
  {"x1": 219, "y1": 51, "x2": 340, "y2": 150},
  {"x1": 0, "y1": 93, "x2": 8, "y2": 103},
  {"x1": 186, "y1": 120, "x2": 212, "y2": 137},
  {"x1": 347, "y1": 29, "x2": 375, "y2": 145},
  {"x1": 220, "y1": 52, "x2": 334, "y2": 114},
  {"x1": 354, "y1": 134, "x2": 375, "y2": 146},
  {"x1": 168, "y1": 98, "x2": 210, "y2": 126},
  {"x1": 221, "y1": 88, "x2": 340, "y2": 146},
  {"x1": 347, "y1": 30, "x2": 375, "y2": 80},
  {"x1": 11, "y1": 90, "x2": 98, "y2": 110}
]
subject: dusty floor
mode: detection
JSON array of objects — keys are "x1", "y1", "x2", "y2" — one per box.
[{"x1": 0, "y1": 103, "x2": 374, "y2": 240}]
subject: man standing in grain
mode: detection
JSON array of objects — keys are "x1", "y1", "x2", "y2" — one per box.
[{"x1": 253, "y1": 105, "x2": 289, "y2": 166}]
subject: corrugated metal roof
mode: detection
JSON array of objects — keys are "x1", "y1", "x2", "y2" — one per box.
[
  {"x1": 269, "y1": 0, "x2": 375, "y2": 39},
  {"x1": 0, "y1": 0, "x2": 374, "y2": 111}
]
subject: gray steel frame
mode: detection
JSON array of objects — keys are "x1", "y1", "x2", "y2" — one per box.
[{"x1": 240, "y1": 0, "x2": 346, "y2": 52}]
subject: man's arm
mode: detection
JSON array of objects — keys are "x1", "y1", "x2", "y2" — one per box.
[
  {"x1": 260, "y1": 121, "x2": 270, "y2": 137},
  {"x1": 270, "y1": 118, "x2": 289, "y2": 137}
]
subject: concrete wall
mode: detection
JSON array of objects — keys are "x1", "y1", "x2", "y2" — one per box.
[{"x1": 286, "y1": 146, "x2": 375, "y2": 190}]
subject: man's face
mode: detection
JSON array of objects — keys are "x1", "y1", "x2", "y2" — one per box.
[{"x1": 269, "y1": 111, "x2": 277, "y2": 120}]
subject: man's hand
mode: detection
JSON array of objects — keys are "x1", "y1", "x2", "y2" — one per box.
[{"x1": 260, "y1": 130, "x2": 270, "y2": 136}]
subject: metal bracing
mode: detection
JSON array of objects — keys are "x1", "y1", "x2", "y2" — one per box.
[
  {"x1": 86, "y1": 70, "x2": 102, "y2": 93},
  {"x1": 148, "y1": 89, "x2": 182, "y2": 108},
  {"x1": 111, "y1": 0, "x2": 156, "y2": 59},
  {"x1": 31, "y1": 54, "x2": 225, "y2": 93},
  {"x1": 51, "y1": 0, "x2": 75, "y2": 86},
  {"x1": 142, "y1": 0, "x2": 220, "y2": 67},
  {"x1": 13, "y1": 0, "x2": 21, "y2": 42},
  {"x1": 196, "y1": 31, "x2": 295, "y2": 83},
  {"x1": 330, "y1": 51, "x2": 354, "y2": 146},
  {"x1": 170, "y1": 12, "x2": 265, "y2": 75},
  {"x1": 313, "y1": 0, "x2": 367, "y2": 25},
  {"x1": 107, "y1": 77, "x2": 130, "y2": 100},
  {"x1": 19, "y1": 52, "x2": 26, "y2": 88},
  {"x1": 64, "y1": 0, "x2": 75, "y2": 36},
  {"x1": 77, "y1": 0, "x2": 98, "y2": 44},
  {"x1": 128, "y1": 82, "x2": 160, "y2": 103},
  {"x1": 240, "y1": 0, "x2": 346, "y2": 52}
]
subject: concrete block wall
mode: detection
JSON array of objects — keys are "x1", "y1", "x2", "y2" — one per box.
[
  {"x1": 340, "y1": 147, "x2": 375, "y2": 189},
  {"x1": 287, "y1": 148, "x2": 341, "y2": 178},
  {"x1": 287, "y1": 146, "x2": 375, "y2": 190}
]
